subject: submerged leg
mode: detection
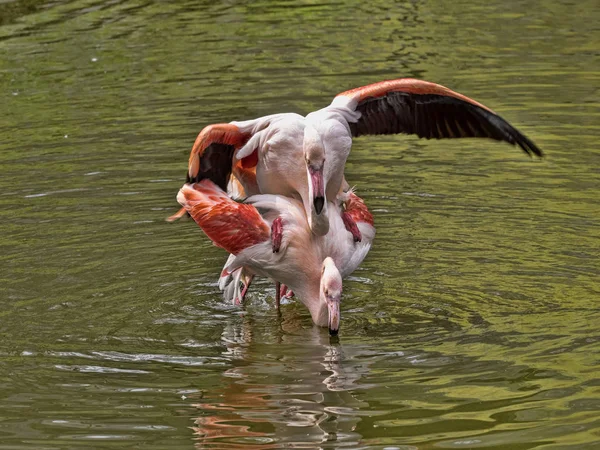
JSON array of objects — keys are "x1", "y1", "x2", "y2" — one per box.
[
  {"x1": 239, "y1": 275, "x2": 254, "y2": 304},
  {"x1": 275, "y1": 281, "x2": 281, "y2": 310},
  {"x1": 271, "y1": 217, "x2": 283, "y2": 253}
]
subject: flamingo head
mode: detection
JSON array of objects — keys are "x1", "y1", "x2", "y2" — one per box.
[
  {"x1": 320, "y1": 257, "x2": 343, "y2": 336},
  {"x1": 303, "y1": 125, "x2": 326, "y2": 217}
]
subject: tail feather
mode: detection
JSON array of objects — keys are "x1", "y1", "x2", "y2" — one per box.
[
  {"x1": 166, "y1": 207, "x2": 188, "y2": 222},
  {"x1": 177, "y1": 181, "x2": 228, "y2": 211}
]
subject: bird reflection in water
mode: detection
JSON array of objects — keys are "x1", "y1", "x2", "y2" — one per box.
[{"x1": 190, "y1": 315, "x2": 372, "y2": 448}]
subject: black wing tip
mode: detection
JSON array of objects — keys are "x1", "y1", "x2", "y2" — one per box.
[
  {"x1": 477, "y1": 105, "x2": 543, "y2": 159},
  {"x1": 512, "y1": 130, "x2": 544, "y2": 159},
  {"x1": 352, "y1": 92, "x2": 545, "y2": 160}
]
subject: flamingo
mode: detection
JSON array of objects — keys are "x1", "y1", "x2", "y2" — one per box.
[
  {"x1": 176, "y1": 180, "x2": 375, "y2": 335},
  {"x1": 169, "y1": 78, "x2": 543, "y2": 243},
  {"x1": 169, "y1": 113, "x2": 354, "y2": 241}
]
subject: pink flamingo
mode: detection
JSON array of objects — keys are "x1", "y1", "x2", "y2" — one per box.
[
  {"x1": 169, "y1": 78, "x2": 542, "y2": 242},
  {"x1": 176, "y1": 180, "x2": 375, "y2": 335}
]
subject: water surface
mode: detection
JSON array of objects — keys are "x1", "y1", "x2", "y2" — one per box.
[{"x1": 1, "y1": 0, "x2": 599, "y2": 448}]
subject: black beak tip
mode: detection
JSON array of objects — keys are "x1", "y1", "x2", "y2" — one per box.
[
  {"x1": 328, "y1": 327, "x2": 339, "y2": 337},
  {"x1": 314, "y1": 196, "x2": 325, "y2": 215}
]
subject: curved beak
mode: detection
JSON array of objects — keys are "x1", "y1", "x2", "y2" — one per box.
[
  {"x1": 308, "y1": 166, "x2": 325, "y2": 215},
  {"x1": 327, "y1": 296, "x2": 340, "y2": 336}
]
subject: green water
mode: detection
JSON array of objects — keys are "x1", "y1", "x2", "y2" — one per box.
[{"x1": 1, "y1": 0, "x2": 599, "y2": 448}]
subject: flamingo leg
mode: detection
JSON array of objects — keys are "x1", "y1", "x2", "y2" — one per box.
[
  {"x1": 271, "y1": 217, "x2": 283, "y2": 253},
  {"x1": 342, "y1": 211, "x2": 362, "y2": 243},
  {"x1": 275, "y1": 281, "x2": 281, "y2": 310},
  {"x1": 239, "y1": 275, "x2": 254, "y2": 304}
]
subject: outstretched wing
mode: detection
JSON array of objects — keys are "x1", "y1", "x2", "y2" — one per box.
[
  {"x1": 333, "y1": 78, "x2": 542, "y2": 157},
  {"x1": 177, "y1": 180, "x2": 270, "y2": 255}
]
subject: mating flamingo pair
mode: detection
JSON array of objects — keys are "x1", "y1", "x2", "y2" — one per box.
[{"x1": 170, "y1": 78, "x2": 542, "y2": 335}]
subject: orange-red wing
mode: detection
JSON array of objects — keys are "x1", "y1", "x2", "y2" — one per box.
[
  {"x1": 344, "y1": 192, "x2": 374, "y2": 227},
  {"x1": 335, "y1": 78, "x2": 542, "y2": 157},
  {"x1": 178, "y1": 181, "x2": 269, "y2": 255},
  {"x1": 338, "y1": 78, "x2": 493, "y2": 113},
  {"x1": 187, "y1": 123, "x2": 250, "y2": 190}
]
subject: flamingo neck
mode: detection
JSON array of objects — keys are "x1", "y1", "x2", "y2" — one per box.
[{"x1": 291, "y1": 269, "x2": 328, "y2": 327}]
